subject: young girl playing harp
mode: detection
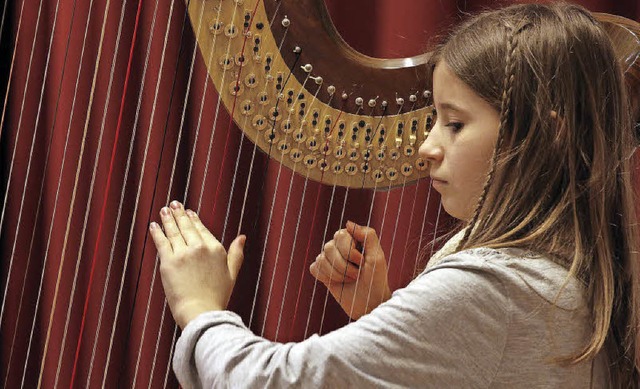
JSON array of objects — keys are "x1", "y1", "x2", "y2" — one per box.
[{"x1": 150, "y1": 2, "x2": 640, "y2": 387}]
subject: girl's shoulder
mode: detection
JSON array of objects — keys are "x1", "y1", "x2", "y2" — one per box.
[{"x1": 420, "y1": 247, "x2": 585, "y2": 311}]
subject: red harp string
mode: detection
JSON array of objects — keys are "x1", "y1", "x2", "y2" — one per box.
[{"x1": 0, "y1": 1, "x2": 638, "y2": 388}]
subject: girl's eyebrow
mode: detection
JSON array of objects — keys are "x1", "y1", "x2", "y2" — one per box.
[{"x1": 438, "y1": 102, "x2": 467, "y2": 113}]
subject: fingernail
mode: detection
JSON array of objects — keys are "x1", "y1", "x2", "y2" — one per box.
[
  {"x1": 161, "y1": 207, "x2": 170, "y2": 216},
  {"x1": 150, "y1": 222, "x2": 158, "y2": 230},
  {"x1": 170, "y1": 201, "x2": 181, "y2": 209},
  {"x1": 186, "y1": 209, "x2": 196, "y2": 217}
]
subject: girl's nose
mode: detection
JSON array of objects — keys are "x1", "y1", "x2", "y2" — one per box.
[{"x1": 418, "y1": 123, "x2": 444, "y2": 163}]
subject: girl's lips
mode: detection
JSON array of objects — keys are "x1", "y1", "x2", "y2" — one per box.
[{"x1": 431, "y1": 178, "x2": 447, "y2": 189}]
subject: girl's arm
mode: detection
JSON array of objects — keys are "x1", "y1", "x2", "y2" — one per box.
[{"x1": 174, "y1": 257, "x2": 510, "y2": 388}]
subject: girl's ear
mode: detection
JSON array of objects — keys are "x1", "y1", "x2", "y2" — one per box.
[{"x1": 550, "y1": 110, "x2": 558, "y2": 119}]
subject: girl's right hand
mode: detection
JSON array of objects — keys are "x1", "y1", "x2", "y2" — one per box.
[{"x1": 310, "y1": 221, "x2": 391, "y2": 320}]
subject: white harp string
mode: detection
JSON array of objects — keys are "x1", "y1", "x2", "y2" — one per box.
[
  {"x1": 144, "y1": 0, "x2": 227, "y2": 381},
  {"x1": 84, "y1": 0, "x2": 164, "y2": 386},
  {"x1": 44, "y1": 0, "x2": 111, "y2": 386},
  {"x1": 0, "y1": 0, "x2": 63, "y2": 384},
  {"x1": 260, "y1": 74, "x2": 321, "y2": 337},
  {"x1": 0, "y1": 0, "x2": 34, "y2": 328},
  {"x1": 53, "y1": 0, "x2": 129, "y2": 383}
]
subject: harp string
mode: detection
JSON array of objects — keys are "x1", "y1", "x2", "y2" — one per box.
[
  {"x1": 259, "y1": 74, "x2": 322, "y2": 337},
  {"x1": 313, "y1": 171, "x2": 349, "y2": 336},
  {"x1": 246, "y1": 36, "x2": 302, "y2": 329},
  {"x1": 0, "y1": 0, "x2": 9, "y2": 55},
  {"x1": 338, "y1": 103, "x2": 389, "y2": 323},
  {"x1": 208, "y1": 0, "x2": 264, "y2": 222},
  {"x1": 292, "y1": 105, "x2": 353, "y2": 340},
  {"x1": 0, "y1": 0, "x2": 25, "y2": 145},
  {"x1": 27, "y1": 0, "x2": 83, "y2": 385},
  {"x1": 50, "y1": 0, "x2": 121, "y2": 386},
  {"x1": 396, "y1": 178, "x2": 424, "y2": 285},
  {"x1": 318, "y1": 182, "x2": 349, "y2": 335},
  {"x1": 360, "y1": 108, "x2": 413, "y2": 319},
  {"x1": 69, "y1": 0, "x2": 146, "y2": 385},
  {"x1": 0, "y1": 0, "x2": 37, "y2": 330},
  {"x1": 301, "y1": 104, "x2": 350, "y2": 339},
  {"x1": 234, "y1": 0, "x2": 285, "y2": 236},
  {"x1": 141, "y1": 0, "x2": 250, "y2": 383},
  {"x1": 83, "y1": 0, "x2": 166, "y2": 385},
  {"x1": 114, "y1": 0, "x2": 218, "y2": 384},
  {"x1": 142, "y1": 0, "x2": 262, "y2": 381},
  {"x1": 273, "y1": 90, "x2": 339, "y2": 341},
  {"x1": 1, "y1": 0, "x2": 64, "y2": 384},
  {"x1": 412, "y1": 184, "x2": 435, "y2": 279},
  {"x1": 0, "y1": 1, "x2": 447, "y2": 386},
  {"x1": 192, "y1": 1, "x2": 242, "y2": 213}
]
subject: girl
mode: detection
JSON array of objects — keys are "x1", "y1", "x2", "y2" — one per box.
[{"x1": 150, "y1": 2, "x2": 639, "y2": 387}]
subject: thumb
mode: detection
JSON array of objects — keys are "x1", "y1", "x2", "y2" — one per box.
[
  {"x1": 227, "y1": 235, "x2": 246, "y2": 280},
  {"x1": 346, "y1": 221, "x2": 380, "y2": 255}
]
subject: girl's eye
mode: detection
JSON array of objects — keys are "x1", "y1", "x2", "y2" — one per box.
[{"x1": 446, "y1": 122, "x2": 464, "y2": 132}]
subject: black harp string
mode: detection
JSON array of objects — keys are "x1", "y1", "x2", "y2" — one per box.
[
  {"x1": 147, "y1": 0, "x2": 266, "y2": 380},
  {"x1": 301, "y1": 101, "x2": 369, "y2": 339},
  {"x1": 147, "y1": 0, "x2": 254, "y2": 381},
  {"x1": 55, "y1": 0, "x2": 131, "y2": 384},
  {"x1": 279, "y1": 90, "x2": 346, "y2": 341},
  {"x1": 0, "y1": 1, "x2": 449, "y2": 386},
  {"x1": 272, "y1": 88, "x2": 341, "y2": 342},
  {"x1": 112, "y1": 0, "x2": 199, "y2": 385},
  {"x1": 343, "y1": 102, "x2": 389, "y2": 324},
  {"x1": 28, "y1": 0, "x2": 82, "y2": 385},
  {"x1": 314, "y1": 99, "x2": 406, "y2": 336},
  {"x1": 50, "y1": 0, "x2": 119, "y2": 386},
  {"x1": 259, "y1": 71, "x2": 322, "y2": 338},
  {"x1": 246, "y1": 40, "x2": 303, "y2": 329},
  {"x1": 128, "y1": 1, "x2": 228, "y2": 383},
  {"x1": 89, "y1": 0, "x2": 166, "y2": 386}
]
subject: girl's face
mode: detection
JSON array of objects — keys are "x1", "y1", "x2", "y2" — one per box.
[{"x1": 419, "y1": 61, "x2": 501, "y2": 220}]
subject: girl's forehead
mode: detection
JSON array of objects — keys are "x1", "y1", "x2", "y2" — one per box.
[{"x1": 432, "y1": 63, "x2": 477, "y2": 109}]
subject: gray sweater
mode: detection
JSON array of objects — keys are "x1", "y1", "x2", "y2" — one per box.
[{"x1": 173, "y1": 248, "x2": 609, "y2": 388}]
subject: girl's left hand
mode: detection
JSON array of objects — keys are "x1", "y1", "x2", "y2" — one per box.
[{"x1": 149, "y1": 201, "x2": 245, "y2": 329}]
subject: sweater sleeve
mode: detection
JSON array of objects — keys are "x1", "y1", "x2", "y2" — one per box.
[{"x1": 173, "y1": 254, "x2": 511, "y2": 388}]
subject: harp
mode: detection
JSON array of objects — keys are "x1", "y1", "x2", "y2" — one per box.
[{"x1": 0, "y1": 1, "x2": 638, "y2": 387}]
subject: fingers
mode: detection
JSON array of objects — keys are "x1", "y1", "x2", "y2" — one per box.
[
  {"x1": 227, "y1": 235, "x2": 246, "y2": 280},
  {"x1": 311, "y1": 249, "x2": 360, "y2": 284},
  {"x1": 346, "y1": 221, "x2": 381, "y2": 256},
  {"x1": 159, "y1": 205, "x2": 187, "y2": 251},
  {"x1": 185, "y1": 208, "x2": 216, "y2": 242},
  {"x1": 149, "y1": 222, "x2": 172, "y2": 257},
  {"x1": 331, "y1": 229, "x2": 364, "y2": 267},
  {"x1": 168, "y1": 201, "x2": 202, "y2": 246}
]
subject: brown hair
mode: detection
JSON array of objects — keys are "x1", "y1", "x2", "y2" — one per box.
[{"x1": 431, "y1": 3, "x2": 639, "y2": 387}]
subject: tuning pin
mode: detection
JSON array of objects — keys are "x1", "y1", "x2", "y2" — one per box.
[
  {"x1": 409, "y1": 94, "x2": 417, "y2": 103},
  {"x1": 282, "y1": 17, "x2": 290, "y2": 28},
  {"x1": 312, "y1": 76, "x2": 323, "y2": 85},
  {"x1": 302, "y1": 64, "x2": 313, "y2": 73},
  {"x1": 355, "y1": 97, "x2": 364, "y2": 107},
  {"x1": 423, "y1": 90, "x2": 432, "y2": 99},
  {"x1": 327, "y1": 85, "x2": 336, "y2": 95},
  {"x1": 368, "y1": 98, "x2": 377, "y2": 108},
  {"x1": 396, "y1": 97, "x2": 405, "y2": 106}
]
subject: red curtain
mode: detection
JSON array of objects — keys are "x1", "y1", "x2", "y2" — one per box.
[{"x1": 0, "y1": 0, "x2": 637, "y2": 387}]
